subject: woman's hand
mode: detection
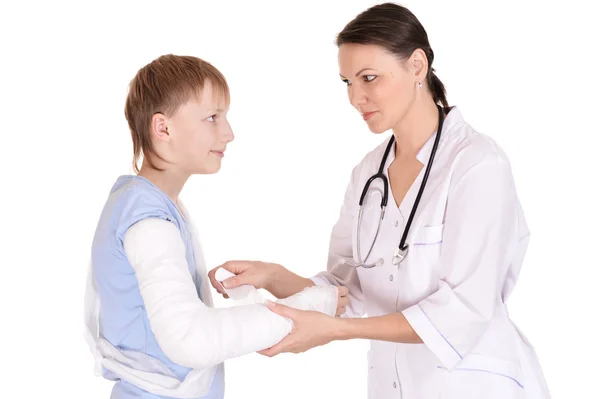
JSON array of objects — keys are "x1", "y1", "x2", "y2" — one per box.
[
  {"x1": 208, "y1": 261, "x2": 279, "y2": 298},
  {"x1": 209, "y1": 260, "x2": 316, "y2": 299},
  {"x1": 257, "y1": 301, "x2": 342, "y2": 357},
  {"x1": 335, "y1": 286, "x2": 349, "y2": 317}
]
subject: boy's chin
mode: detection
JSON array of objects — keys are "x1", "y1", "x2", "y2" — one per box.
[{"x1": 194, "y1": 164, "x2": 221, "y2": 175}]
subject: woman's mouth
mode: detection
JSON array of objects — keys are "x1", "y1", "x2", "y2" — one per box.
[{"x1": 362, "y1": 111, "x2": 376, "y2": 121}]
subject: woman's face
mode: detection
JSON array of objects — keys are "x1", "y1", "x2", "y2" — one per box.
[{"x1": 338, "y1": 43, "x2": 420, "y2": 134}]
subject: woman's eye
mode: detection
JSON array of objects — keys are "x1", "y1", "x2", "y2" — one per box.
[
  {"x1": 207, "y1": 115, "x2": 216, "y2": 122},
  {"x1": 342, "y1": 79, "x2": 351, "y2": 86},
  {"x1": 364, "y1": 75, "x2": 377, "y2": 82}
]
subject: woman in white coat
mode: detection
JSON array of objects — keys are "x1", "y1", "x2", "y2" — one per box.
[{"x1": 209, "y1": 3, "x2": 550, "y2": 398}]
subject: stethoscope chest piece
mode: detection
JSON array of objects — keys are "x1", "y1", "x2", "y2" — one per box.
[{"x1": 392, "y1": 246, "x2": 409, "y2": 265}]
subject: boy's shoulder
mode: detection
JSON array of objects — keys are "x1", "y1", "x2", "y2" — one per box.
[{"x1": 103, "y1": 176, "x2": 179, "y2": 236}]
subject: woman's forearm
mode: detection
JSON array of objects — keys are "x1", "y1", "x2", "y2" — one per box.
[
  {"x1": 266, "y1": 263, "x2": 315, "y2": 299},
  {"x1": 335, "y1": 313, "x2": 423, "y2": 344}
]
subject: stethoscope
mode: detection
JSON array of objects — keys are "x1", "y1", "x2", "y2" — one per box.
[{"x1": 348, "y1": 105, "x2": 445, "y2": 268}]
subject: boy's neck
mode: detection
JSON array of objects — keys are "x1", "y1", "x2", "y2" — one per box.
[{"x1": 137, "y1": 163, "x2": 188, "y2": 205}]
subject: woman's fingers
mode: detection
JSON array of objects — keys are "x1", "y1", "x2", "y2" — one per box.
[{"x1": 336, "y1": 287, "x2": 349, "y2": 316}]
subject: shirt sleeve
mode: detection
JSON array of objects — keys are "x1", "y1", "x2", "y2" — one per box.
[
  {"x1": 402, "y1": 157, "x2": 520, "y2": 370},
  {"x1": 123, "y1": 218, "x2": 333, "y2": 370},
  {"x1": 310, "y1": 167, "x2": 366, "y2": 318}
]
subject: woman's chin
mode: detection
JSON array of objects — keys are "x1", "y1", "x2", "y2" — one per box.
[{"x1": 367, "y1": 121, "x2": 390, "y2": 134}]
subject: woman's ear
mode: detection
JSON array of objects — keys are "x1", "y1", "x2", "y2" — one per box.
[{"x1": 409, "y1": 48, "x2": 429, "y2": 83}]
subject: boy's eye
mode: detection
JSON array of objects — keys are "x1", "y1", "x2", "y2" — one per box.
[{"x1": 207, "y1": 115, "x2": 216, "y2": 122}]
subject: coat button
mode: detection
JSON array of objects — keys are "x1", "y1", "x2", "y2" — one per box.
[
  {"x1": 394, "y1": 220, "x2": 399, "y2": 227},
  {"x1": 389, "y1": 275, "x2": 394, "y2": 282},
  {"x1": 393, "y1": 382, "x2": 397, "y2": 388}
]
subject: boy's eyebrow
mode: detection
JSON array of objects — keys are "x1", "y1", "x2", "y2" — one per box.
[{"x1": 205, "y1": 107, "x2": 227, "y2": 113}]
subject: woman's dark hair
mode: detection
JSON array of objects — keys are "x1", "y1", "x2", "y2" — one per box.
[{"x1": 337, "y1": 2, "x2": 449, "y2": 109}]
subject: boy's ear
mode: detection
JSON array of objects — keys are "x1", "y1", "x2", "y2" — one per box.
[{"x1": 151, "y1": 113, "x2": 171, "y2": 142}]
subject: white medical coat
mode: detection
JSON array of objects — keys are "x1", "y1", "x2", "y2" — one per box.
[{"x1": 311, "y1": 107, "x2": 550, "y2": 399}]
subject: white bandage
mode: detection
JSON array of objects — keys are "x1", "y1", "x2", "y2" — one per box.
[{"x1": 214, "y1": 268, "x2": 338, "y2": 316}]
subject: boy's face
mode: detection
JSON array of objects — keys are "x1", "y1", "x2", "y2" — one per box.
[{"x1": 159, "y1": 80, "x2": 234, "y2": 175}]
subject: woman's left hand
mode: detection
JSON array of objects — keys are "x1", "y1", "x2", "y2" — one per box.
[{"x1": 258, "y1": 301, "x2": 340, "y2": 357}]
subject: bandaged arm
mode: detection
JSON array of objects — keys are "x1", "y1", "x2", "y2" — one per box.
[{"x1": 123, "y1": 218, "x2": 337, "y2": 370}]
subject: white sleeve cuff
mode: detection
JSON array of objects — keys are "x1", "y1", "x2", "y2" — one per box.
[
  {"x1": 402, "y1": 304, "x2": 463, "y2": 370},
  {"x1": 309, "y1": 275, "x2": 332, "y2": 287},
  {"x1": 310, "y1": 272, "x2": 364, "y2": 318}
]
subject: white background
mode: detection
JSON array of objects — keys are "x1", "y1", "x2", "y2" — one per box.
[{"x1": 1, "y1": 0, "x2": 598, "y2": 398}]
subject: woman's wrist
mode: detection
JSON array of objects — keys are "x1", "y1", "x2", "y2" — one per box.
[
  {"x1": 264, "y1": 262, "x2": 284, "y2": 292},
  {"x1": 329, "y1": 316, "x2": 354, "y2": 341},
  {"x1": 265, "y1": 262, "x2": 315, "y2": 299}
]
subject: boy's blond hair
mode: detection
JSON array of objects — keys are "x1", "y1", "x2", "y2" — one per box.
[{"x1": 124, "y1": 54, "x2": 230, "y2": 173}]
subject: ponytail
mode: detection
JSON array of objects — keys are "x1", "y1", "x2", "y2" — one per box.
[{"x1": 427, "y1": 69, "x2": 449, "y2": 110}]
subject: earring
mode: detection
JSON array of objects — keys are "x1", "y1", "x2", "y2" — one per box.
[{"x1": 417, "y1": 81, "x2": 422, "y2": 89}]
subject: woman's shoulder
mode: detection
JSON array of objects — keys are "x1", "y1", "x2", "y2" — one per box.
[
  {"x1": 447, "y1": 113, "x2": 513, "y2": 174},
  {"x1": 444, "y1": 118, "x2": 518, "y2": 195}
]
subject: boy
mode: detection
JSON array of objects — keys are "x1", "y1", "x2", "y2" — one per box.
[{"x1": 84, "y1": 54, "x2": 344, "y2": 399}]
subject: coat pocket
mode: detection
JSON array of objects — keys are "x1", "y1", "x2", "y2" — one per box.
[
  {"x1": 412, "y1": 224, "x2": 444, "y2": 246},
  {"x1": 410, "y1": 224, "x2": 444, "y2": 266},
  {"x1": 438, "y1": 353, "x2": 525, "y2": 398},
  {"x1": 406, "y1": 224, "x2": 445, "y2": 293}
]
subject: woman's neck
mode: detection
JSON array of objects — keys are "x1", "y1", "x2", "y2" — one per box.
[{"x1": 392, "y1": 99, "x2": 440, "y2": 159}]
